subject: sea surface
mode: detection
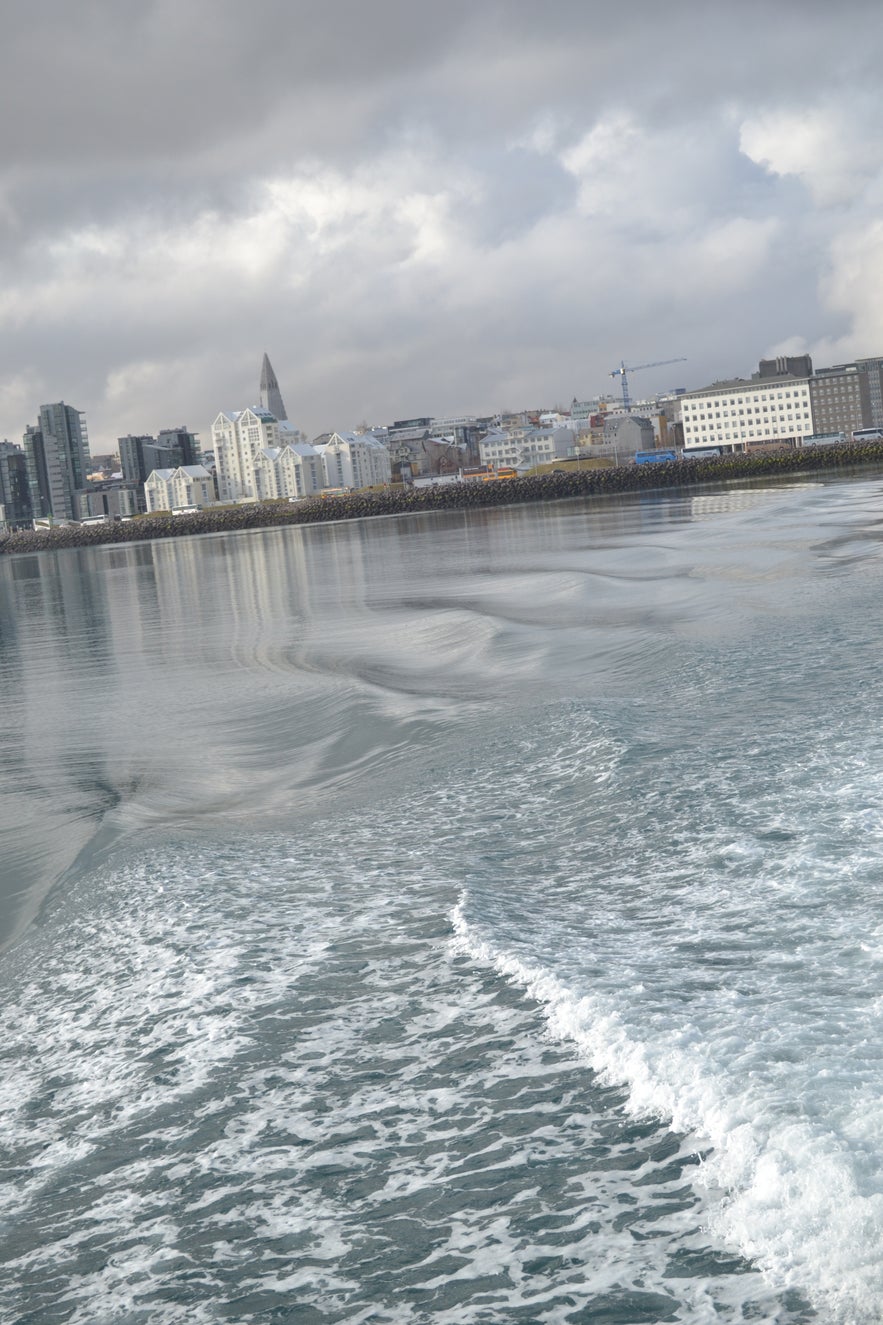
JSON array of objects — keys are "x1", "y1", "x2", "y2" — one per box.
[{"x1": 2, "y1": 477, "x2": 883, "y2": 1323}]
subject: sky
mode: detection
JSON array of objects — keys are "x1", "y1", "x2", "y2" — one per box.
[{"x1": 3, "y1": 0, "x2": 883, "y2": 452}]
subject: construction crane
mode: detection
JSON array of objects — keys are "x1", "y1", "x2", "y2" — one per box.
[{"x1": 611, "y1": 357, "x2": 687, "y2": 413}]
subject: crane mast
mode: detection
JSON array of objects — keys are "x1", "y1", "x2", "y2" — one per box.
[{"x1": 610, "y1": 357, "x2": 687, "y2": 412}]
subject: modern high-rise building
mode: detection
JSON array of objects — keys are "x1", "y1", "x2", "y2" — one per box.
[
  {"x1": 118, "y1": 435, "x2": 156, "y2": 485},
  {"x1": 0, "y1": 441, "x2": 33, "y2": 529},
  {"x1": 23, "y1": 403, "x2": 89, "y2": 520},
  {"x1": 156, "y1": 428, "x2": 199, "y2": 467},
  {"x1": 120, "y1": 428, "x2": 199, "y2": 484},
  {"x1": 259, "y1": 353, "x2": 288, "y2": 421}
]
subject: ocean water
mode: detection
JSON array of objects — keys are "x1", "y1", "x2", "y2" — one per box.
[{"x1": 2, "y1": 478, "x2": 883, "y2": 1323}]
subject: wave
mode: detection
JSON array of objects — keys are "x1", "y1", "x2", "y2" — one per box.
[{"x1": 451, "y1": 893, "x2": 883, "y2": 1323}]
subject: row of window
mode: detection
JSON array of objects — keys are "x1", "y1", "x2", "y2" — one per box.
[
  {"x1": 690, "y1": 429, "x2": 804, "y2": 438},
  {"x1": 683, "y1": 391, "x2": 807, "y2": 410},
  {"x1": 686, "y1": 415, "x2": 809, "y2": 433},
  {"x1": 689, "y1": 408, "x2": 809, "y2": 419}
]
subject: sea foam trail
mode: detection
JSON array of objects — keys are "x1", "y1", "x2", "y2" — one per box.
[
  {"x1": 451, "y1": 898, "x2": 883, "y2": 1323},
  {"x1": 0, "y1": 829, "x2": 810, "y2": 1325},
  {"x1": 429, "y1": 562, "x2": 883, "y2": 1325}
]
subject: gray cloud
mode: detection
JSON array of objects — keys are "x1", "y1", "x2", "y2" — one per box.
[{"x1": 1, "y1": 1, "x2": 882, "y2": 448}]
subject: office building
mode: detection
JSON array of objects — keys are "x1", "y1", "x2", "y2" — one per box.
[
  {"x1": 23, "y1": 403, "x2": 89, "y2": 520},
  {"x1": 809, "y1": 366, "x2": 869, "y2": 438},
  {"x1": 0, "y1": 442, "x2": 33, "y2": 529},
  {"x1": 679, "y1": 360, "x2": 813, "y2": 453},
  {"x1": 120, "y1": 429, "x2": 199, "y2": 485}
]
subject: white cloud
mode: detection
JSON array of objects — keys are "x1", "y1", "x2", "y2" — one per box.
[
  {"x1": 739, "y1": 101, "x2": 883, "y2": 207},
  {"x1": 0, "y1": 5, "x2": 882, "y2": 444}
]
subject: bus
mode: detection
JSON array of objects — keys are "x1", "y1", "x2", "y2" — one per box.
[
  {"x1": 634, "y1": 450, "x2": 678, "y2": 465},
  {"x1": 802, "y1": 432, "x2": 846, "y2": 448},
  {"x1": 481, "y1": 467, "x2": 518, "y2": 481},
  {"x1": 851, "y1": 428, "x2": 883, "y2": 442},
  {"x1": 682, "y1": 447, "x2": 723, "y2": 459}
]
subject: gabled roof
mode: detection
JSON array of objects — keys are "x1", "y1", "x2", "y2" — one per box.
[
  {"x1": 279, "y1": 442, "x2": 320, "y2": 458},
  {"x1": 327, "y1": 430, "x2": 387, "y2": 449}
]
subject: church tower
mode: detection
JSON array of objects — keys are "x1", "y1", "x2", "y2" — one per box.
[{"x1": 260, "y1": 353, "x2": 288, "y2": 421}]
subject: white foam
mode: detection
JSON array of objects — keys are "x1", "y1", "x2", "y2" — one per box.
[{"x1": 452, "y1": 892, "x2": 883, "y2": 1323}]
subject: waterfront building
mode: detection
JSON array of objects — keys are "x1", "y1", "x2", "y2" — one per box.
[
  {"x1": 314, "y1": 432, "x2": 391, "y2": 490},
  {"x1": 74, "y1": 482, "x2": 143, "y2": 521},
  {"x1": 276, "y1": 442, "x2": 325, "y2": 499},
  {"x1": 211, "y1": 407, "x2": 325, "y2": 503},
  {"x1": 426, "y1": 415, "x2": 490, "y2": 469},
  {"x1": 157, "y1": 428, "x2": 199, "y2": 469},
  {"x1": 383, "y1": 418, "x2": 434, "y2": 479},
  {"x1": 479, "y1": 426, "x2": 574, "y2": 469},
  {"x1": 475, "y1": 430, "x2": 512, "y2": 466},
  {"x1": 120, "y1": 429, "x2": 200, "y2": 485},
  {"x1": 144, "y1": 465, "x2": 215, "y2": 513},
  {"x1": 809, "y1": 365, "x2": 869, "y2": 439},
  {"x1": 678, "y1": 359, "x2": 813, "y2": 453},
  {"x1": 246, "y1": 443, "x2": 325, "y2": 502},
  {"x1": 212, "y1": 407, "x2": 285, "y2": 502},
  {"x1": 119, "y1": 435, "x2": 155, "y2": 484},
  {"x1": 853, "y1": 358, "x2": 883, "y2": 427},
  {"x1": 0, "y1": 441, "x2": 33, "y2": 529},
  {"x1": 603, "y1": 415, "x2": 655, "y2": 456},
  {"x1": 23, "y1": 402, "x2": 89, "y2": 520}
]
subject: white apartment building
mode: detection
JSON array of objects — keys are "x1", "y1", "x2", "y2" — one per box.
[
  {"x1": 679, "y1": 376, "x2": 813, "y2": 452},
  {"x1": 144, "y1": 465, "x2": 214, "y2": 512},
  {"x1": 212, "y1": 407, "x2": 284, "y2": 501},
  {"x1": 276, "y1": 443, "x2": 325, "y2": 499},
  {"x1": 479, "y1": 426, "x2": 573, "y2": 469},
  {"x1": 212, "y1": 408, "x2": 319, "y2": 502},
  {"x1": 314, "y1": 432, "x2": 391, "y2": 489},
  {"x1": 246, "y1": 444, "x2": 323, "y2": 502},
  {"x1": 476, "y1": 430, "x2": 514, "y2": 466}
]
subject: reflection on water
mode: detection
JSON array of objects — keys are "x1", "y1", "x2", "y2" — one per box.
[{"x1": 0, "y1": 478, "x2": 879, "y2": 950}]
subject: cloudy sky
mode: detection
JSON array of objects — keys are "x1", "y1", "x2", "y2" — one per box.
[{"x1": 2, "y1": 0, "x2": 883, "y2": 451}]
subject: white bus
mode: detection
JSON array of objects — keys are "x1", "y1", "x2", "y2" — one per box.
[{"x1": 802, "y1": 432, "x2": 846, "y2": 448}]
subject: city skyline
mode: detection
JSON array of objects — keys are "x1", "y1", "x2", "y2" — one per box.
[{"x1": 1, "y1": 3, "x2": 883, "y2": 450}]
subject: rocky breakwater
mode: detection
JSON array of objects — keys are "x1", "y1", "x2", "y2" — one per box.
[{"x1": 3, "y1": 441, "x2": 883, "y2": 555}]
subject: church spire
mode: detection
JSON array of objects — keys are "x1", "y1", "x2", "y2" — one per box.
[{"x1": 260, "y1": 352, "x2": 288, "y2": 421}]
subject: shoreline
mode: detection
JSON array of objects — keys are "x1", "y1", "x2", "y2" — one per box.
[{"x1": 3, "y1": 442, "x2": 883, "y2": 555}]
